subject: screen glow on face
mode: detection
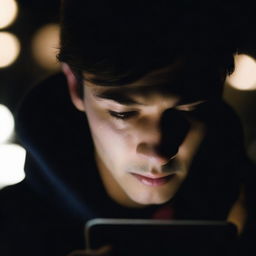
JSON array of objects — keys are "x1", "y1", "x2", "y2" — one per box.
[
  {"x1": 78, "y1": 74, "x2": 208, "y2": 208},
  {"x1": 64, "y1": 58, "x2": 219, "y2": 208}
]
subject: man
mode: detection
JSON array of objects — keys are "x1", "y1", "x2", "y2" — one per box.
[{"x1": 0, "y1": 0, "x2": 255, "y2": 255}]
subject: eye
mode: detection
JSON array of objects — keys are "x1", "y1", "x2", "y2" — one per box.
[{"x1": 108, "y1": 110, "x2": 137, "y2": 120}]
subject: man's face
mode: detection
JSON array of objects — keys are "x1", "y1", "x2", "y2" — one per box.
[{"x1": 67, "y1": 64, "x2": 209, "y2": 208}]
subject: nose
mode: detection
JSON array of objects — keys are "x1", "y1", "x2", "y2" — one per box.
[{"x1": 136, "y1": 109, "x2": 190, "y2": 165}]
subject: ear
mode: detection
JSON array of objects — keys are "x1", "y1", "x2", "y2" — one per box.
[{"x1": 61, "y1": 63, "x2": 85, "y2": 112}]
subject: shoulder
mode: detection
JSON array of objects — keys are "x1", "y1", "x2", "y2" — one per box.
[
  {"x1": 0, "y1": 181, "x2": 52, "y2": 229},
  {"x1": 0, "y1": 182, "x2": 43, "y2": 254},
  {"x1": 0, "y1": 181, "x2": 83, "y2": 256}
]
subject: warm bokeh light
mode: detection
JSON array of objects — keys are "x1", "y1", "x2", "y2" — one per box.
[
  {"x1": 0, "y1": 32, "x2": 20, "y2": 68},
  {"x1": 226, "y1": 54, "x2": 256, "y2": 90},
  {"x1": 0, "y1": 104, "x2": 14, "y2": 144},
  {"x1": 0, "y1": 0, "x2": 18, "y2": 29},
  {"x1": 0, "y1": 144, "x2": 26, "y2": 189},
  {"x1": 32, "y1": 23, "x2": 60, "y2": 70}
]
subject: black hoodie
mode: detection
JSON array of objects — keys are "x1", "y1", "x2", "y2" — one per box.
[{"x1": 0, "y1": 73, "x2": 255, "y2": 256}]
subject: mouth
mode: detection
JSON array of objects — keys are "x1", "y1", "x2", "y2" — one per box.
[{"x1": 130, "y1": 173, "x2": 176, "y2": 187}]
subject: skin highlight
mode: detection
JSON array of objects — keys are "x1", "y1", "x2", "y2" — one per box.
[{"x1": 63, "y1": 63, "x2": 207, "y2": 208}]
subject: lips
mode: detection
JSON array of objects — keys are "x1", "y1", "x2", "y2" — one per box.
[{"x1": 131, "y1": 173, "x2": 175, "y2": 187}]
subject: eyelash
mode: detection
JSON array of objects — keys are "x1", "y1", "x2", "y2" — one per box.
[
  {"x1": 108, "y1": 104, "x2": 202, "y2": 120},
  {"x1": 108, "y1": 110, "x2": 137, "y2": 120}
]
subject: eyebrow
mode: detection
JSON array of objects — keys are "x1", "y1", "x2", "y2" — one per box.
[
  {"x1": 94, "y1": 91, "x2": 146, "y2": 106},
  {"x1": 177, "y1": 99, "x2": 207, "y2": 106},
  {"x1": 94, "y1": 89, "x2": 208, "y2": 107}
]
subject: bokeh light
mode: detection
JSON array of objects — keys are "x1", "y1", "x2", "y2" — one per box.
[
  {"x1": 0, "y1": 32, "x2": 20, "y2": 68},
  {"x1": 0, "y1": 144, "x2": 26, "y2": 189},
  {"x1": 0, "y1": 104, "x2": 14, "y2": 144},
  {"x1": 32, "y1": 23, "x2": 60, "y2": 70},
  {"x1": 0, "y1": 0, "x2": 18, "y2": 29},
  {"x1": 226, "y1": 54, "x2": 256, "y2": 91}
]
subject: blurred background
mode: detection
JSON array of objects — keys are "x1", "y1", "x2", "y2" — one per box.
[{"x1": 0, "y1": 0, "x2": 256, "y2": 189}]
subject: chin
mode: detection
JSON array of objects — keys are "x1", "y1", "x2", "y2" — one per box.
[{"x1": 131, "y1": 192, "x2": 173, "y2": 206}]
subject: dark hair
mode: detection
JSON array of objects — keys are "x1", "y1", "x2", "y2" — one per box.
[{"x1": 57, "y1": 0, "x2": 240, "y2": 87}]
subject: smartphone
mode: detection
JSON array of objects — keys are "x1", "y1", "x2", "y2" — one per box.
[{"x1": 85, "y1": 218, "x2": 238, "y2": 256}]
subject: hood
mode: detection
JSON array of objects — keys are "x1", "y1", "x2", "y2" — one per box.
[
  {"x1": 16, "y1": 73, "x2": 99, "y2": 220},
  {"x1": 15, "y1": 73, "x2": 248, "y2": 222}
]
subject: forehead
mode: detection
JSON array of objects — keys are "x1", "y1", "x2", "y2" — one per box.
[{"x1": 84, "y1": 58, "x2": 220, "y2": 102}]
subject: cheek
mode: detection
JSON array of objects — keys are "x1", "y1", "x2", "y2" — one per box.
[
  {"x1": 85, "y1": 106, "x2": 135, "y2": 156},
  {"x1": 178, "y1": 121, "x2": 206, "y2": 161}
]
